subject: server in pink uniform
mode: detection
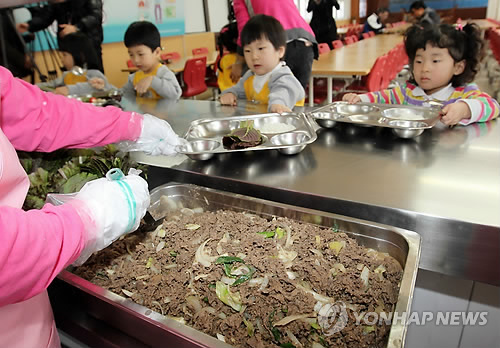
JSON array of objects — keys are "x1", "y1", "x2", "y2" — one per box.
[{"x1": 0, "y1": 65, "x2": 183, "y2": 347}]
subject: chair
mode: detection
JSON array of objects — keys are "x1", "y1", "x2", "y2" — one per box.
[
  {"x1": 344, "y1": 36, "x2": 355, "y2": 45},
  {"x1": 368, "y1": 31, "x2": 376, "y2": 37},
  {"x1": 126, "y1": 59, "x2": 135, "y2": 68},
  {"x1": 342, "y1": 54, "x2": 388, "y2": 93},
  {"x1": 332, "y1": 40, "x2": 343, "y2": 49},
  {"x1": 362, "y1": 32, "x2": 370, "y2": 40},
  {"x1": 318, "y1": 43, "x2": 331, "y2": 54},
  {"x1": 192, "y1": 47, "x2": 209, "y2": 55},
  {"x1": 181, "y1": 56, "x2": 208, "y2": 98},
  {"x1": 161, "y1": 51, "x2": 181, "y2": 63}
]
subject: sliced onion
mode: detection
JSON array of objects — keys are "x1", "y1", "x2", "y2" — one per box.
[
  {"x1": 283, "y1": 224, "x2": 293, "y2": 247},
  {"x1": 360, "y1": 266, "x2": 370, "y2": 289},
  {"x1": 310, "y1": 248, "x2": 324, "y2": 258},
  {"x1": 277, "y1": 244, "x2": 298, "y2": 268},
  {"x1": 221, "y1": 276, "x2": 236, "y2": 285},
  {"x1": 218, "y1": 312, "x2": 227, "y2": 320},
  {"x1": 164, "y1": 263, "x2": 177, "y2": 270},
  {"x1": 193, "y1": 207, "x2": 204, "y2": 214},
  {"x1": 286, "y1": 271, "x2": 298, "y2": 280},
  {"x1": 258, "y1": 275, "x2": 270, "y2": 292},
  {"x1": 180, "y1": 208, "x2": 195, "y2": 216},
  {"x1": 194, "y1": 274, "x2": 209, "y2": 280},
  {"x1": 186, "y1": 295, "x2": 202, "y2": 314},
  {"x1": 286, "y1": 329, "x2": 303, "y2": 348},
  {"x1": 248, "y1": 277, "x2": 264, "y2": 287},
  {"x1": 216, "y1": 333, "x2": 226, "y2": 342},
  {"x1": 151, "y1": 300, "x2": 164, "y2": 315},
  {"x1": 274, "y1": 313, "x2": 314, "y2": 326},
  {"x1": 312, "y1": 343, "x2": 325, "y2": 348},
  {"x1": 163, "y1": 297, "x2": 171, "y2": 303},
  {"x1": 194, "y1": 239, "x2": 217, "y2": 267},
  {"x1": 156, "y1": 241, "x2": 166, "y2": 252},
  {"x1": 121, "y1": 289, "x2": 134, "y2": 297}
]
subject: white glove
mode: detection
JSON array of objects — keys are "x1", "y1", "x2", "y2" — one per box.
[
  {"x1": 119, "y1": 114, "x2": 187, "y2": 156},
  {"x1": 69, "y1": 168, "x2": 150, "y2": 265}
]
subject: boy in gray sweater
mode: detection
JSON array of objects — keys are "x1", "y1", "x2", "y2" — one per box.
[{"x1": 220, "y1": 15, "x2": 304, "y2": 113}]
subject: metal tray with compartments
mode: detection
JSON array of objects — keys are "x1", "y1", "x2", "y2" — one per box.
[{"x1": 308, "y1": 102, "x2": 441, "y2": 138}]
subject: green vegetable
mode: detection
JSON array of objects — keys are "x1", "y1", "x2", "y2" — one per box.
[
  {"x1": 269, "y1": 310, "x2": 281, "y2": 342},
  {"x1": 215, "y1": 281, "x2": 242, "y2": 311},
  {"x1": 242, "y1": 318, "x2": 254, "y2": 337},
  {"x1": 216, "y1": 256, "x2": 244, "y2": 264},
  {"x1": 280, "y1": 343, "x2": 296, "y2": 348},
  {"x1": 231, "y1": 266, "x2": 256, "y2": 286},
  {"x1": 257, "y1": 230, "x2": 276, "y2": 238},
  {"x1": 276, "y1": 227, "x2": 285, "y2": 239}
]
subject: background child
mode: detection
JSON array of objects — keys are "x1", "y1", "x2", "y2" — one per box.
[
  {"x1": 37, "y1": 32, "x2": 113, "y2": 96},
  {"x1": 216, "y1": 21, "x2": 239, "y2": 92},
  {"x1": 343, "y1": 23, "x2": 499, "y2": 126},
  {"x1": 121, "y1": 21, "x2": 181, "y2": 101},
  {"x1": 219, "y1": 14, "x2": 304, "y2": 114}
]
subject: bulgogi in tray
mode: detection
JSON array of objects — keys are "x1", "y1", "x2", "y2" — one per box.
[{"x1": 74, "y1": 209, "x2": 403, "y2": 348}]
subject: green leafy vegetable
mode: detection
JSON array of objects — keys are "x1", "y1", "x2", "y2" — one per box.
[{"x1": 215, "y1": 281, "x2": 242, "y2": 311}]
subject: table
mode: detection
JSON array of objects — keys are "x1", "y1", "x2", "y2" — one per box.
[
  {"x1": 121, "y1": 51, "x2": 218, "y2": 74},
  {"x1": 309, "y1": 34, "x2": 403, "y2": 106},
  {"x1": 124, "y1": 98, "x2": 499, "y2": 286}
]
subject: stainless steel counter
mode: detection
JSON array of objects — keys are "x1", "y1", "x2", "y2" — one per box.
[{"x1": 125, "y1": 98, "x2": 500, "y2": 285}]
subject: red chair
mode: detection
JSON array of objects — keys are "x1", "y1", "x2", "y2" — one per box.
[
  {"x1": 192, "y1": 47, "x2": 209, "y2": 55},
  {"x1": 344, "y1": 36, "x2": 355, "y2": 45},
  {"x1": 126, "y1": 59, "x2": 135, "y2": 68},
  {"x1": 318, "y1": 43, "x2": 331, "y2": 54},
  {"x1": 332, "y1": 40, "x2": 343, "y2": 49},
  {"x1": 368, "y1": 31, "x2": 376, "y2": 37},
  {"x1": 181, "y1": 56, "x2": 208, "y2": 98},
  {"x1": 362, "y1": 32, "x2": 370, "y2": 40},
  {"x1": 161, "y1": 51, "x2": 181, "y2": 62},
  {"x1": 342, "y1": 54, "x2": 388, "y2": 93}
]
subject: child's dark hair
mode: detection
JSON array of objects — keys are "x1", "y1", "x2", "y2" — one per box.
[
  {"x1": 409, "y1": 1, "x2": 426, "y2": 11},
  {"x1": 58, "y1": 32, "x2": 99, "y2": 70},
  {"x1": 124, "y1": 21, "x2": 161, "y2": 51},
  {"x1": 404, "y1": 23, "x2": 484, "y2": 86},
  {"x1": 217, "y1": 21, "x2": 238, "y2": 70},
  {"x1": 240, "y1": 14, "x2": 286, "y2": 53}
]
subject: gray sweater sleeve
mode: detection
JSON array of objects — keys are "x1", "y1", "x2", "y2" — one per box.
[
  {"x1": 120, "y1": 73, "x2": 137, "y2": 98},
  {"x1": 268, "y1": 66, "x2": 305, "y2": 110},
  {"x1": 150, "y1": 65, "x2": 182, "y2": 99},
  {"x1": 37, "y1": 73, "x2": 65, "y2": 89},
  {"x1": 220, "y1": 70, "x2": 252, "y2": 99},
  {"x1": 67, "y1": 69, "x2": 116, "y2": 95}
]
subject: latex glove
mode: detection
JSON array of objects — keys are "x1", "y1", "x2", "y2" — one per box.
[
  {"x1": 119, "y1": 114, "x2": 187, "y2": 156},
  {"x1": 69, "y1": 168, "x2": 150, "y2": 265}
]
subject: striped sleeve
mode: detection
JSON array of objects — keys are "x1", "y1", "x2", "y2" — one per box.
[
  {"x1": 363, "y1": 85, "x2": 406, "y2": 104},
  {"x1": 459, "y1": 86, "x2": 500, "y2": 124}
]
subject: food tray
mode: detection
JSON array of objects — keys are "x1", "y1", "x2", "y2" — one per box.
[
  {"x1": 308, "y1": 102, "x2": 441, "y2": 138},
  {"x1": 67, "y1": 90, "x2": 122, "y2": 107},
  {"x1": 57, "y1": 183, "x2": 420, "y2": 348},
  {"x1": 176, "y1": 113, "x2": 317, "y2": 160}
]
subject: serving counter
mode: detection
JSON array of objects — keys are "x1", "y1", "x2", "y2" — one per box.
[{"x1": 125, "y1": 98, "x2": 499, "y2": 286}]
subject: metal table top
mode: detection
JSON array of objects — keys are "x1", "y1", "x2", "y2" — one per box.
[{"x1": 124, "y1": 98, "x2": 500, "y2": 285}]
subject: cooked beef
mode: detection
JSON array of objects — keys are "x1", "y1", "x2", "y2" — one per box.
[{"x1": 74, "y1": 210, "x2": 403, "y2": 348}]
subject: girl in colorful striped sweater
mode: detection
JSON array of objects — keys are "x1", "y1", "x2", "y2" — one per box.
[{"x1": 343, "y1": 23, "x2": 499, "y2": 126}]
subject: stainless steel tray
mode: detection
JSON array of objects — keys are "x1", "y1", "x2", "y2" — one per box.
[
  {"x1": 176, "y1": 113, "x2": 317, "y2": 160},
  {"x1": 309, "y1": 102, "x2": 441, "y2": 138},
  {"x1": 59, "y1": 183, "x2": 420, "y2": 348}
]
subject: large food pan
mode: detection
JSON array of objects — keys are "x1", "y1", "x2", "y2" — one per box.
[
  {"x1": 309, "y1": 102, "x2": 441, "y2": 138},
  {"x1": 176, "y1": 113, "x2": 317, "y2": 160},
  {"x1": 56, "y1": 183, "x2": 420, "y2": 348}
]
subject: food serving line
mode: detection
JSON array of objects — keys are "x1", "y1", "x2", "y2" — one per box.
[{"x1": 48, "y1": 98, "x2": 499, "y2": 347}]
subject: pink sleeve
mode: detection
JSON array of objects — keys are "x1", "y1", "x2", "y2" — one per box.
[
  {"x1": 233, "y1": 0, "x2": 250, "y2": 47},
  {"x1": 0, "y1": 66, "x2": 142, "y2": 152},
  {"x1": 0, "y1": 204, "x2": 87, "y2": 305}
]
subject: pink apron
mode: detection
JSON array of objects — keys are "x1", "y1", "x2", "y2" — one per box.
[{"x1": 0, "y1": 126, "x2": 60, "y2": 347}]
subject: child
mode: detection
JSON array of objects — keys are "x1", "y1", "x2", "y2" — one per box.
[
  {"x1": 219, "y1": 14, "x2": 305, "y2": 114},
  {"x1": 343, "y1": 23, "x2": 499, "y2": 126},
  {"x1": 216, "y1": 21, "x2": 239, "y2": 92},
  {"x1": 121, "y1": 21, "x2": 182, "y2": 101},
  {"x1": 37, "y1": 32, "x2": 113, "y2": 96}
]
